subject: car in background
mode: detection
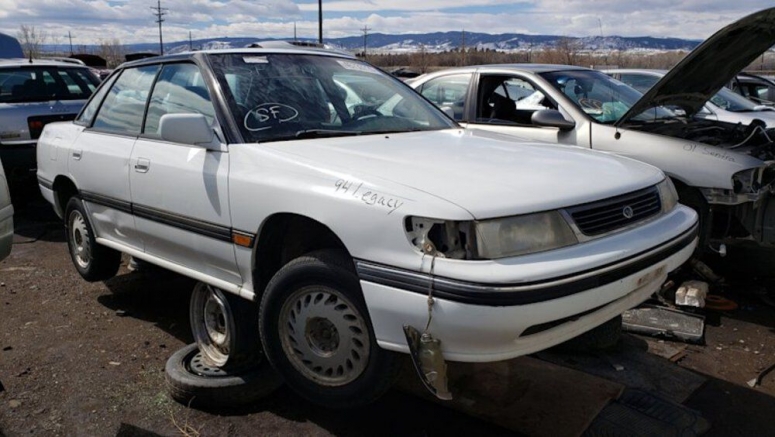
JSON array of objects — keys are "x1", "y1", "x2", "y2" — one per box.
[
  {"x1": 729, "y1": 72, "x2": 775, "y2": 106},
  {"x1": 0, "y1": 33, "x2": 23, "y2": 59},
  {"x1": 604, "y1": 69, "x2": 775, "y2": 126},
  {"x1": 0, "y1": 59, "x2": 100, "y2": 180},
  {"x1": 0, "y1": 157, "x2": 12, "y2": 261},
  {"x1": 37, "y1": 46, "x2": 697, "y2": 407},
  {"x1": 409, "y1": 7, "x2": 775, "y2": 272}
]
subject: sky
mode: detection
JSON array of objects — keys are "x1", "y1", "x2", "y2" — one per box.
[{"x1": 0, "y1": 0, "x2": 772, "y2": 46}]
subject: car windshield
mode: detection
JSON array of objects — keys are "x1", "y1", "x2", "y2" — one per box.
[
  {"x1": 208, "y1": 53, "x2": 455, "y2": 143},
  {"x1": 0, "y1": 66, "x2": 99, "y2": 103},
  {"x1": 709, "y1": 87, "x2": 761, "y2": 112},
  {"x1": 539, "y1": 70, "x2": 676, "y2": 124}
]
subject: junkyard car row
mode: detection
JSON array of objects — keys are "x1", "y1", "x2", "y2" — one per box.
[{"x1": 0, "y1": 5, "x2": 766, "y2": 410}]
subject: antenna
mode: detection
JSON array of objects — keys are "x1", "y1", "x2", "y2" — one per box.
[
  {"x1": 318, "y1": 0, "x2": 323, "y2": 44},
  {"x1": 151, "y1": 0, "x2": 169, "y2": 55},
  {"x1": 189, "y1": 30, "x2": 192, "y2": 51},
  {"x1": 361, "y1": 25, "x2": 371, "y2": 58}
]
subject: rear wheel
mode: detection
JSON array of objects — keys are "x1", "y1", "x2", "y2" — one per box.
[
  {"x1": 259, "y1": 250, "x2": 400, "y2": 408},
  {"x1": 64, "y1": 197, "x2": 121, "y2": 282},
  {"x1": 189, "y1": 283, "x2": 261, "y2": 370}
]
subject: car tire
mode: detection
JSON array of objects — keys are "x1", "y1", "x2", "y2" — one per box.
[
  {"x1": 558, "y1": 315, "x2": 622, "y2": 352},
  {"x1": 259, "y1": 249, "x2": 400, "y2": 408},
  {"x1": 189, "y1": 282, "x2": 262, "y2": 370},
  {"x1": 165, "y1": 343, "x2": 282, "y2": 409},
  {"x1": 64, "y1": 197, "x2": 121, "y2": 282}
]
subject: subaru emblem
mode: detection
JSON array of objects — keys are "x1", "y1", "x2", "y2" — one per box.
[{"x1": 622, "y1": 206, "x2": 634, "y2": 219}]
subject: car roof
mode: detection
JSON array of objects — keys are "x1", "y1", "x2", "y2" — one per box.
[
  {"x1": 0, "y1": 58, "x2": 92, "y2": 68},
  {"x1": 120, "y1": 45, "x2": 356, "y2": 69},
  {"x1": 603, "y1": 68, "x2": 669, "y2": 75}
]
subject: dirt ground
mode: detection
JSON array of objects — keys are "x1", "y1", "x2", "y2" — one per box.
[{"x1": 1, "y1": 193, "x2": 774, "y2": 437}]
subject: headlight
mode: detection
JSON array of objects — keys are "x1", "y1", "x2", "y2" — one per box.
[
  {"x1": 657, "y1": 178, "x2": 678, "y2": 212},
  {"x1": 405, "y1": 211, "x2": 578, "y2": 260},
  {"x1": 473, "y1": 211, "x2": 578, "y2": 258}
]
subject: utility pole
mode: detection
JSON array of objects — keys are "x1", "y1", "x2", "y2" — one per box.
[
  {"x1": 361, "y1": 25, "x2": 371, "y2": 58},
  {"x1": 294, "y1": 22, "x2": 297, "y2": 42},
  {"x1": 189, "y1": 31, "x2": 193, "y2": 51},
  {"x1": 318, "y1": 0, "x2": 323, "y2": 44},
  {"x1": 151, "y1": 0, "x2": 168, "y2": 55},
  {"x1": 67, "y1": 31, "x2": 74, "y2": 55}
]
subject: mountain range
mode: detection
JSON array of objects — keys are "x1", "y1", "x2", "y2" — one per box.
[{"x1": 44, "y1": 31, "x2": 701, "y2": 55}]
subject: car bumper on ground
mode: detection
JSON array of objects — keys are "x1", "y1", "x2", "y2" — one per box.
[{"x1": 358, "y1": 222, "x2": 698, "y2": 363}]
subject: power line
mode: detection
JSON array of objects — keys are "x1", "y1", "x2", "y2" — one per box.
[
  {"x1": 361, "y1": 25, "x2": 371, "y2": 58},
  {"x1": 151, "y1": 0, "x2": 169, "y2": 55}
]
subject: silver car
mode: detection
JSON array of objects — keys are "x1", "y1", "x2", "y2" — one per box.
[
  {"x1": 0, "y1": 59, "x2": 100, "y2": 179},
  {"x1": 0, "y1": 157, "x2": 12, "y2": 261},
  {"x1": 410, "y1": 7, "x2": 775, "y2": 271},
  {"x1": 604, "y1": 69, "x2": 775, "y2": 127}
]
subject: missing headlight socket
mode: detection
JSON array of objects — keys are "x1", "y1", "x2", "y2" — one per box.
[{"x1": 405, "y1": 217, "x2": 473, "y2": 259}]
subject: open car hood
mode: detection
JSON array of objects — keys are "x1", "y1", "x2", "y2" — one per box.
[{"x1": 616, "y1": 7, "x2": 775, "y2": 127}]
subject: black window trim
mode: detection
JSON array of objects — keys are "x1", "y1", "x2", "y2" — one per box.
[{"x1": 74, "y1": 70, "x2": 120, "y2": 128}]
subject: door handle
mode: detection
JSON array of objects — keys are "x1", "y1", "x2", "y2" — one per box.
[
  {"x1": 71, "y1": 149, "x2": 82, "y2": 160},
  {"x1": 134, "y1": 158, "x2": 150, "y2": 173}
]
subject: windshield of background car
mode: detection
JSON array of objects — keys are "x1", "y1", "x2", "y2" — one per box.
[
  {"x1": 208, "y1": 53, "x2": 455, "y2": 143},
  {"x1": 710, "y1": 87, "x2": 761, "y2": 112},
  {"x1": 539, "y1": 70, "x2": 675, "y2": 124},
  {"x1": 0, "y1": 66, "x2": 99, "y2": 103}
]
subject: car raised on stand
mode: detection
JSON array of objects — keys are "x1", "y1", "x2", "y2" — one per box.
[{"x1": 36, "y1": 45, "x2": 697, "y2": 407}]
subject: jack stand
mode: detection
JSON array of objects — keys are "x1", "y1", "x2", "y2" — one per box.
[{"x1": 404, "y1": 325, "x2": 452, "y2": 400}]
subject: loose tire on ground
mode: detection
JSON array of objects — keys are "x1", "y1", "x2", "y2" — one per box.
[
  {"x1": 259, "y1": 249, "x2": 400, "y2": 408},
  {"x1": 189, "y1": 282, "x2": 261, "y2": 370},
  {"x1": 64, "y1": 197, "x2": 121, "y2": 282},
  {"x1": 557, "y1": 315, "x2": 623, "y2": 352},
  {"x1": 165, "y1": 343, "x2": 282, "y2": 409}
]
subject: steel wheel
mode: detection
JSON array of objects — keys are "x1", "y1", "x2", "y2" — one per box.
[
  {"x1": 190, "y1": 283, "x2": 237, "y2": 368},
  {"x1": 279, "y1": 285, "x2": 371, "y2": 387},
  {"x1": 68, "y1": 209, "x2": 91, "y2": 269}
]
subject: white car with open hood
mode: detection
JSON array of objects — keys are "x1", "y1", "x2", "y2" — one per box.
[
  {"x1": 36, "y1": 45, "x2": 697, "y2": 407},
  {"x1": 410, "y1": 8, "x2": 775, "y2": 274}
]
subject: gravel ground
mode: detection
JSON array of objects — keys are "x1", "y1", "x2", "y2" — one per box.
[{"x1": 1, "y1": 194, "x2": 774, "y2": 436}]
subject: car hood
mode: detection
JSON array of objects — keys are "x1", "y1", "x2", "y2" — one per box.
[
  {"x1": 616, "y1": 7, "x2": 775, "y2": 126},
  {"x1": 263, "y1": 129, "x2": 664, "y2": 219}
]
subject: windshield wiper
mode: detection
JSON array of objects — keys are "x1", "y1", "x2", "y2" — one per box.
[{"x1": 295, "y1": 129, "x2": 363, "y2": 139}]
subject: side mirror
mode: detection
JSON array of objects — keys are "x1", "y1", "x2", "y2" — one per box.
[
  {"x1": 159, "y1": 113, "x2": 218, "y2": 149},
  {"x1": 531, "y1": 109, "x2": 576, "y2": 131}
]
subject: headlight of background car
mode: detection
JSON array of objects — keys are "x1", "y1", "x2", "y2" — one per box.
[
  {"x1": 473, "y1": 211, "x2": 578, "y2": 259},
  {"x1": 656, "y1": 178, "x2": 678, "y2": 213}
]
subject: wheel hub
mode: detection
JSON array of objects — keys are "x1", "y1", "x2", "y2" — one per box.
[
  {"x1": 190, "y1": 284, "x2": 235, "y2": 367},
  {"x1": 279, "y1": 286, "x2": 370, "y2": 387}
]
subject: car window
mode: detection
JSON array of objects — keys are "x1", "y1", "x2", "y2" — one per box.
[
  {"x1": 477, "y1": 75, "x2": 553, "y2": 125},
  {"x1": 709, "y1": 87, "x2": 759, "y2": 112},
  {"x1": 77, "y1": 73, "x2": 118, "y2": 126},
  {"x1": 209, "y1": 54, "x2": 454, "y2": 143},
  {"x1": 144, "y1": 63, "x2": 216, "y2": 136},
  {"x1": 618, "y1": 74, "x2": 659, "y2": 93},
  {"x1": 419, "y1": 74, "x2": 472, "y2": 120},
  {"x1": 92, "y1": 65, "x2": 160, "y2": 135},
  {"x1": 540, "y1": 70, "x2": 676, "y2": 124},
  {"x1": 0, "y1": 66, "x2": 100, "y2": 103}
]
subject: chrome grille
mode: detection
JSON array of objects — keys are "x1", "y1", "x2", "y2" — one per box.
[{"x1": 567, "y1": 186, "x2": 661, "y2": 236}]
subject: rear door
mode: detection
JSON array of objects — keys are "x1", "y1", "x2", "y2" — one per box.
[
  {"x1": 69, "y1": 65, "x2": 160, "y2": 249},
  {"x1": 129, "y1": 62, "x2": 239, "y2": 284}
]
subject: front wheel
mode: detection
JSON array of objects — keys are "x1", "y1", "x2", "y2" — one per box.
[
  {"x1": 259, "y1": 250, "x2": 400, "y2": 408},
  {"x1": 64, "y1": 197, "x2": 121, "y2": 282}
]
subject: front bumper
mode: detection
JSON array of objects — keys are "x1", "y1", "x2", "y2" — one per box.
[{"x1": 358, "y1": 223, "x2": 698, "y2": 362}]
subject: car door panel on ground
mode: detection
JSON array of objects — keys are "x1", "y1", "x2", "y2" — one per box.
[
  {"x1": 129, "y1": 63, "x2": 240, "y2": 285},
  {"x1": 70, "y1": 67, "x2": 159, "y2": 250}
]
